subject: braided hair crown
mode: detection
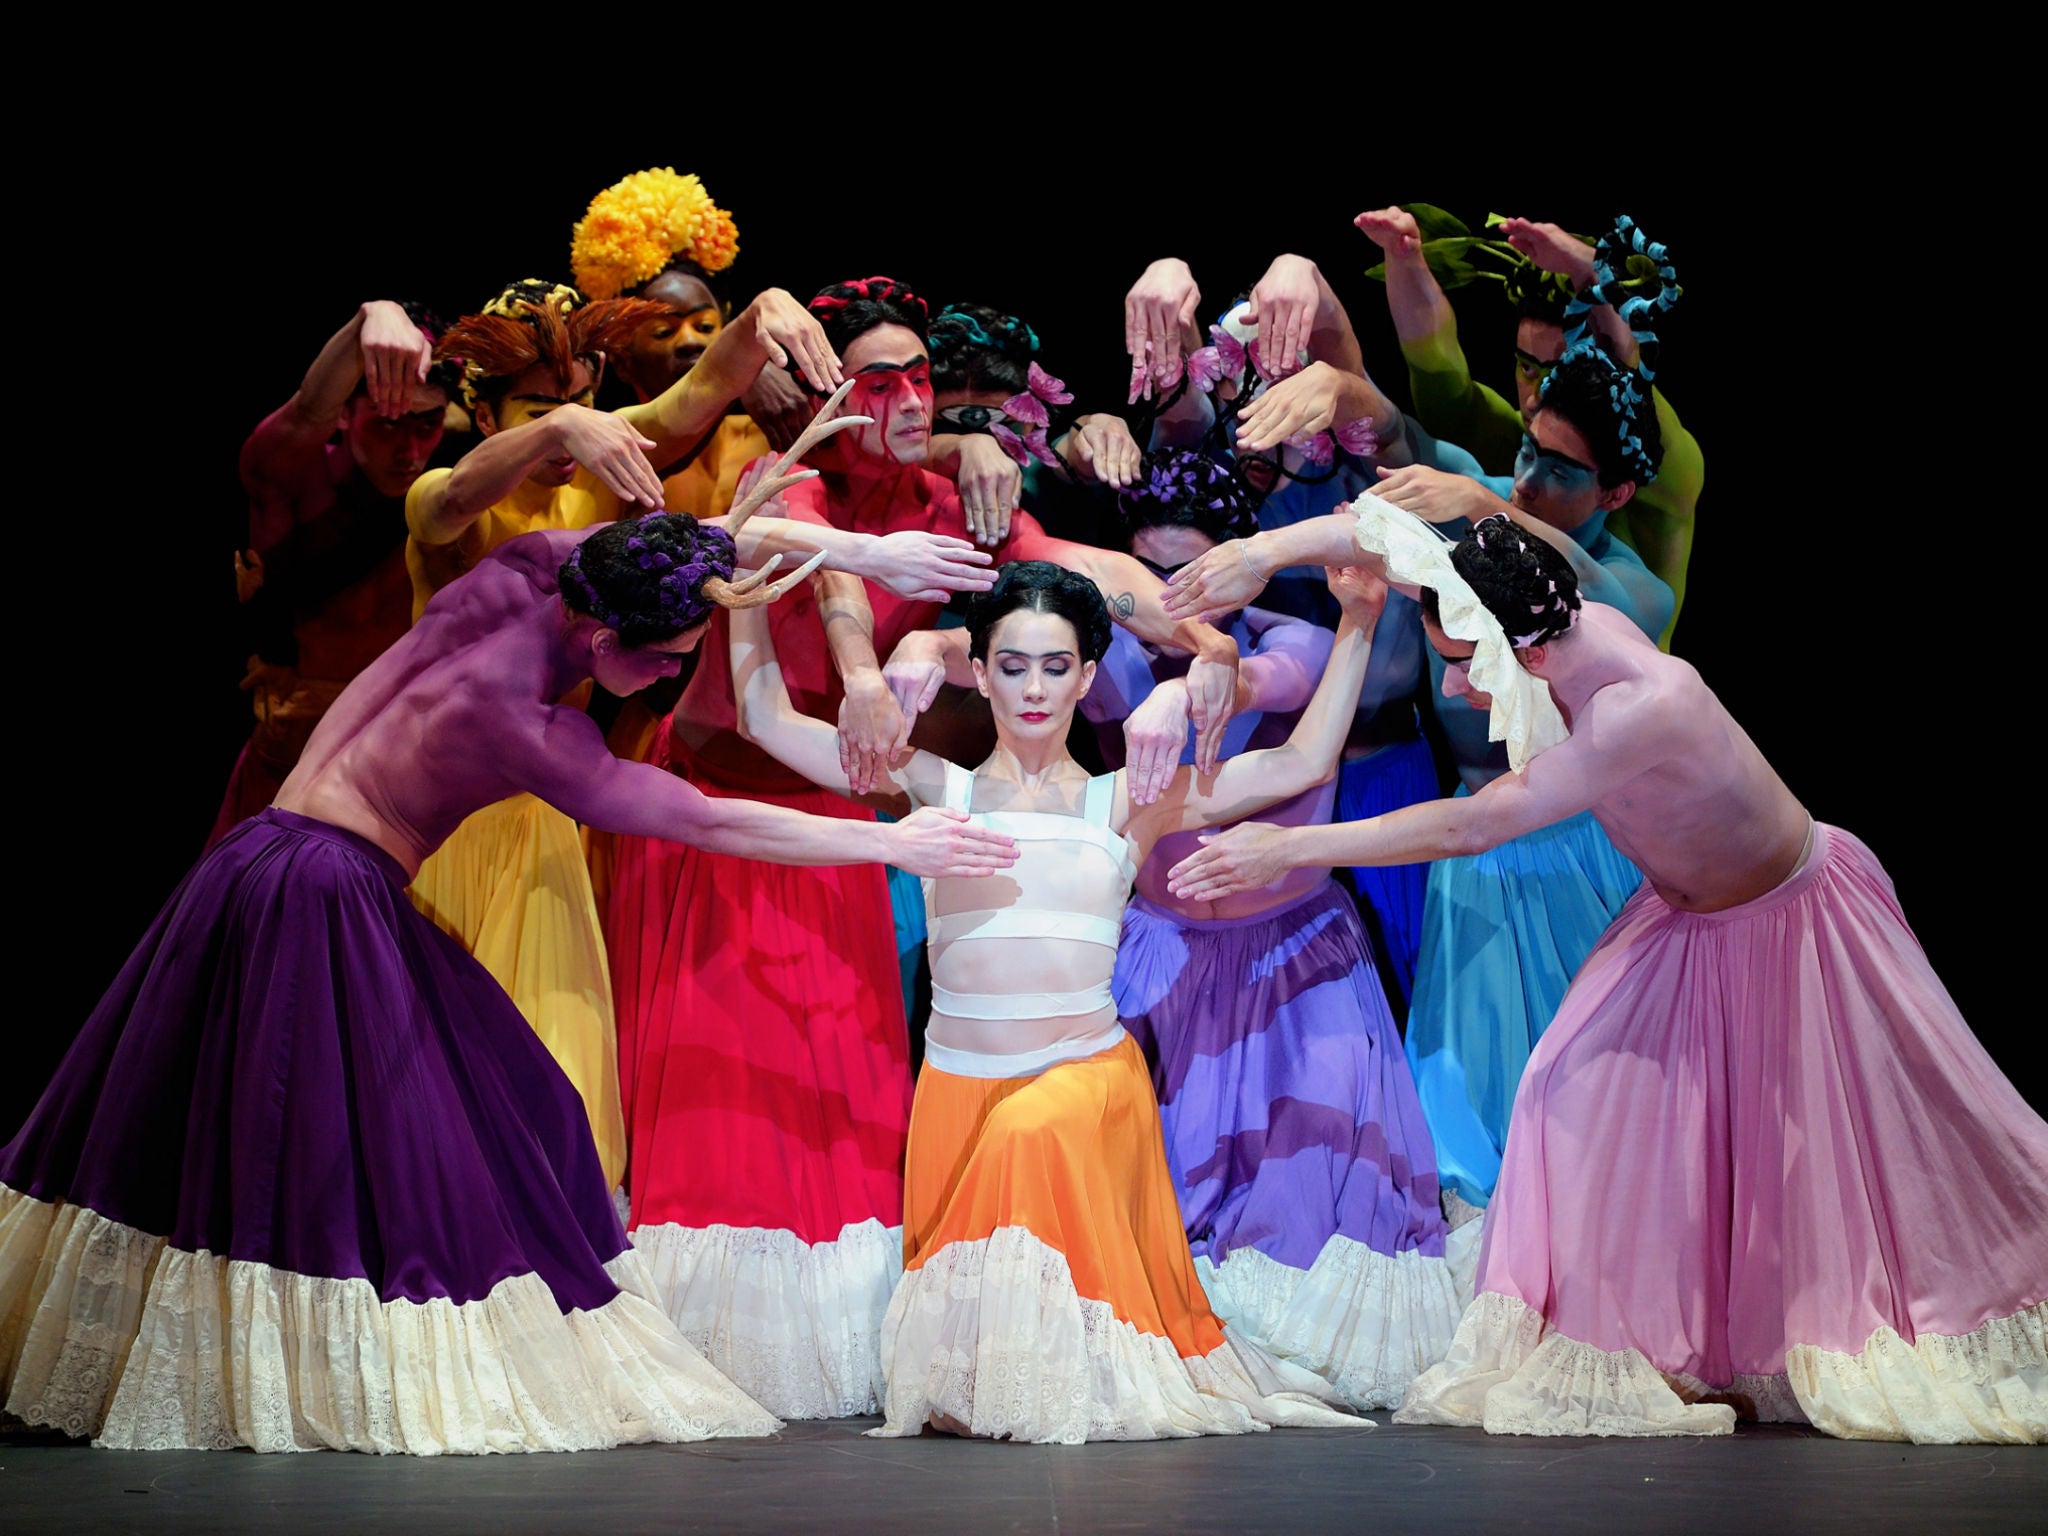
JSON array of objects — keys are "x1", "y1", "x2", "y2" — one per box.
[
  {"x1": 1117, "y1": 449, "x2": 1260, "y2": 546},
  {"x1": 928, "y1": 303, "x2": 1039, "y2": 395},
  {"x1": 1451, "y1": 515, "x2": 1581, "y2": 647},
  {"x1": 806, "y1": 276, "x2": 928, "y2": 359},
  {"x1": 558, "y1": 514, "x2": 738, "y2": 645}
]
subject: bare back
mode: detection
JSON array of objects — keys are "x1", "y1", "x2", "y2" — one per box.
[
  {"x1": 1518, "y1": 603, "x2": 1812, "y2": 911},
  {"x1": 274, "y1": 528, "x2": 606, "y2": 875}
]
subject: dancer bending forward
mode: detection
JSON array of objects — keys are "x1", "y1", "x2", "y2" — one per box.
[
  {"x1": 0, "y1": 513, "x2": 1014, "y2": 1454},
  {"x1": 731, "y1": 559, "x2": 1380, "y2": 1442},
  {"x1": 1166, "y1": 499, "x2": 2047, "y2": 1443}
]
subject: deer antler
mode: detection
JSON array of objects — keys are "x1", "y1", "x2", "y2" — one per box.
[
  {"x1": 703, "y1": 547, "x2": 830, "y2": 610},
  {"x1": 723, "y1": 379, "x2": 873, "y2": 536}
]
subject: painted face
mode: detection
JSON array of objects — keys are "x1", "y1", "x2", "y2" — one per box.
[
  {"x1": 1422, "y1": 613, "x2": 1493, "y2": 709},
  {"x1": 1513, "y1": 317, "x2": 1566, "y2": 423},
  {"x1": 343, "y1": 381, "x2": 448, "y2": 498},
  {"x1": 841, "y1": 325, "x2": 932, "y2": 464},
  {"x1": 972, "y1": 609, "x2": 1095, "y2": 739},
  {"x1": 1511, "y1": 410, "x2": 1608, "y2": 534},
  {"x1": 590, "y1": 620, "x2": 708, "y2": 696},
  {"x1": 479, "y1": 359, "x2": 598, "y2": 487},
  {"x1": 618, "y1": 270, "x2": 724, "y2": 401}
]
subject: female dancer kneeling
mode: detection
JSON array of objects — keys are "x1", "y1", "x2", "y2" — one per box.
[{"x1": 730, "y1": 558, "x2": 1381, "y2": 1442}]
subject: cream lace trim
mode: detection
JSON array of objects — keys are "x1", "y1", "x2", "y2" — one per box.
[
  {"x1": 1195, "y1": 1237, "x2": 1462, "y2": 1409},
  {"x1": 1394, "y1": 1291, "x2": 1735, "y2": 1437},
  {"x1": 1, "y1": 1185, "x2": 777, "y2": 1453},
  {"x1": 1786, "y1": 1302, "x2": 2047, "y2": 1444},
  {"x1": 1396, "y1": 1290, "x2": 2048, "y2": 1443},
  {"x1": 870, "y1": 1225, "x2": 1363, "y2": 1444},
  {"x1": 630, "y1": 1217, "x2": 902, "y2": 1420}
]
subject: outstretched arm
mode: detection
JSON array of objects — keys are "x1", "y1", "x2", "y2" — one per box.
[
  {"x1": 1166, "y1": 688, "x2": 1666, "y2": 899},
  {"x1": 517, "y1": 704, "x2": 997, "y2": 876},
  {"x1": 407, "y1": 405, "x2": 668, "y2": 546},
  {"x1": 729, "y1": 596, "x2": 943, "y2": 806},
  {"x1": 1127, "y1": 570, "x2": 1379, "y2": 849}
]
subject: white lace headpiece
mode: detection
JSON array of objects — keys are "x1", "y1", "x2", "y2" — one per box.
[{"x1": 1350, "y1": 495, "x2": 1568, "y2": 771}]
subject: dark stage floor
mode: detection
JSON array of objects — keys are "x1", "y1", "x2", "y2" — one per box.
[{"x1": 4, "y1": 1418, "x2": 2042, "y2": 1535}]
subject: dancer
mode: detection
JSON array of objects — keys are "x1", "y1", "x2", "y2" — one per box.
[
  {"x1": 1356, "y1": 207, "x2": 1703, "y2": 644},
  {"x1": 1082, "y1": 456, "x2": 1458, "y2": 1408},
  {"x1": 0, "y1": 510, "x2": 1017, "y2": 1454},
  {"x1": 605, "y1": 277, "x2": 1241, "y2": 1421},
  {"x1": 1124, "y1": 253, "x2": 1458, "y2": 1001},
  {"x1": 211, "y1": 300, "x2": 453, "y2": 845},
  {"x1": 568, "y1": 165, "x2": 813, "y2": 513},
  {"x1": 729, "y1": 558, "x2": 1381, "y2": 1441},
  {"x1": 1169, "y1": 347, "x2": 1673, "y2": 1214},
  {"x1": 404, "y1": 280, "x2": 985, "y2": 1188},
  {"x1": 1167, "y1": 502, "x2": 2048, "y2": 1444}
]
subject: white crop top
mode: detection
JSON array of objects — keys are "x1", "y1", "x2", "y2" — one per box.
[{"x1": 921, "y1": 761, "x2": 1140, "y2": 1035}]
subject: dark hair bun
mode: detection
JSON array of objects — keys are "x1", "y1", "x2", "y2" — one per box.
[{"x1": 964, "y1": 560, "x2": 1113, "y2": 664}]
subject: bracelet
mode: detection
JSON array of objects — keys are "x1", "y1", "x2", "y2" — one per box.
[{"x1": 1239, "y1": 539, "x2": 1271, "y2": 585}]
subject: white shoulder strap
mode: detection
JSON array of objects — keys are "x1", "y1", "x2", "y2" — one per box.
[
  {"x1": 944, "y1": 761, "x2": 975, "y2": 814},
  {"x1": 1083, "y1": 773, "x2": 1116, "y2": 827}
]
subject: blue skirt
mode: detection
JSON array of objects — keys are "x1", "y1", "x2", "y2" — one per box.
[{"x1": 1403, "y1": 792, "x2": 1642, "y2": 1206}]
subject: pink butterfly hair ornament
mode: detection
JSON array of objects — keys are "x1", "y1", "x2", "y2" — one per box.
[
  {"x1": 1286, "y1": 431, "x2": 1337, "y2": 467},
  {"x1": 1000, "y1": 362, "x2": 1073, "y2": 429},
  {"x1": 989, "y1": 421, "x2": 1063, "y2": 470},
  {"x1": 1333, "y1": 417, "x2": 1381, "y2": 459}
]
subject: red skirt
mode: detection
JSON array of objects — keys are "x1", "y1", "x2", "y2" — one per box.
[{"x1": 603, "y1": 737, "x2": 911, "y2": 1242}]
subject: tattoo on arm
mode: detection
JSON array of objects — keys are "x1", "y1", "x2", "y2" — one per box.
[{"x1": 1112, "y1": 591, "x2": 1136, "y2": 621}]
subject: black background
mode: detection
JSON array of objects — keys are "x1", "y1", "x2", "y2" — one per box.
[{"x1": 12, "y1": 115, "x2": 2033, "y2": 1134}]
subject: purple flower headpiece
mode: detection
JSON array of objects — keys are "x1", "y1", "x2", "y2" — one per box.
[{"x1": 559, "y1": 522, "x2": 739, "y2": 635}]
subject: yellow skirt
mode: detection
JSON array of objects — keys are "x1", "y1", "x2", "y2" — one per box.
[
  {"x1": 875, "y1": 1033, "x2": 1357, "y2": 1442},
  {"x1": 409, "y1": 794, "x2": 627, "y2": 1190}
]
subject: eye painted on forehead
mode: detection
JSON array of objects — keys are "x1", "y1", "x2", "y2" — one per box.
[{"x1": 938, "y1": 403, "x2": 1012, "y2": 431}]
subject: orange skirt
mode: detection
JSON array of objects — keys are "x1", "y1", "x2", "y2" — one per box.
[{"x1": 876, "y1": 1033, "x2": 1359, "y2": 1442}]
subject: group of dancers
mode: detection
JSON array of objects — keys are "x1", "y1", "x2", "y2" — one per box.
[{"x1": 2, "y1": 170, "x2": 2041, "y2": 1454}]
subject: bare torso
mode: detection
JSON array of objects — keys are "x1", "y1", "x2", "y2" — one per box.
[
  {"x1": 1553, "y1": 604, "x2": 1811, "y2": 912},
  {"x1": 274, "y1": 528, "x2": 599, "y2": 877}
]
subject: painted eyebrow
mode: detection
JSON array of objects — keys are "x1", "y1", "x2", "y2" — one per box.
[
  {"x1": 995, "y1": 649, "x2": 1076, "y2": 660},
  {"x1": 1430, "y1": 648, "x2": 1475, "y2": 666},
  {"x1": 854, "y1": 357, "x2": 929, "y2": 375}
]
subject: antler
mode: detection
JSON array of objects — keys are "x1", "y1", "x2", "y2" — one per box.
[
  {"x1": 703, "y1": 547, "x2": 830, "y2": 610},
  {"x1": 723, "y1": 379, "x2": 874, "y2": 536}
]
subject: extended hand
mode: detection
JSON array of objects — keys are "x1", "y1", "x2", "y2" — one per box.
[
  {"x1": 359, "y1": 300, "x2": 433, "y2": 418},
  {"x1": 1244, "y1": 255, "x2": 1319, "y2": 380},
  {"x1": 745, "y1": 289, "x2": 843, "y2": 393},
  {"x1": 741, "y1": 365, "x2": 819, "y2": 451},
  {"x1": 1166, "y1": 821, "x2": 1295, "y2": 901},
  {"x1": 1124, "y1": 258, "x2": 1201, "y2": 401},
  {"x1": 1185, "y1": 646, "x2": 1241, "y2": 775},
  {"x1": 868, "y1": 530, "x2": 996, "y2": 602},
  {"x1": 1124, "y1": 678, "x2": 1190, "y2": 806},
  {"x1": 233, "y1": 548, "x2": 266, "y2": 603},
  {"x1": 887, "y1": 806, "x2": 1019, "y2": 879},
  {"x1": 1235, "y1": 361, "x2": 1347, "y2": 453},
  {"x1": 1496, "y1": 218, "x2": 1596, "y2": 288},
  {"x1": 1327, "y1": 563, "x2": 1389, "y2": 629},
  {"x1": 837, "y1": 671, "x2": 910, "y2": 796},
  {"x1": 1164, "y1": 540, "x2": 1269, "y2": 624},
  {"x1": 882, "y1": 633, "x2": 951, "y2": 721},
  {"x1": 954, "y1": 434, "x2": 1021, "y2": 548},
  {"x1": 1353, "y1": 206, "x2": 1422, "y2": 257},
  {"x1": 1373, "y1": 464, "x2": 1498, "y2": 525},
  {"x1": 550, "y1": 405, "x2": 666, "y2": 508},
  {"x1": 1063, "y1": 414, "x2": 1141, "y2": 489}
]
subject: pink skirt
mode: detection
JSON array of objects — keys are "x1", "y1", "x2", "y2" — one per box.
[{"x1": 1399, "y1": 824, "x2": 2047, "y2": 1441}]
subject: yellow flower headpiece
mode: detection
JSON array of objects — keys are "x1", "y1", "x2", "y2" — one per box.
[{"x1": 569, "y1": 168, "x2": 740, "y2": 301}]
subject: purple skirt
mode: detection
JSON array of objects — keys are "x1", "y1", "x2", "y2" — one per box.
[
  {"x1": 5, "y1": 807, "x2": 626, "y2": 1314},
  {"x1": 1115, "y1": 881, "x2": 1446, "y2": 1271}
]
